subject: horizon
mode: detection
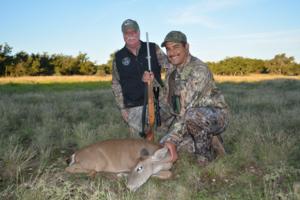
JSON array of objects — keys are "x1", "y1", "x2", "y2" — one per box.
[{"x1": 2, "y1": 0, "x2": 300, "y2": 64}]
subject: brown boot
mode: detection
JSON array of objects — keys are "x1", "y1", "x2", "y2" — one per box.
[{"x1": 212, "y1": 135, "x2": 226, "y2": 157}]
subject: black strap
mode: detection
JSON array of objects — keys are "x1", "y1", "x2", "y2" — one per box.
[
  {"x1": 153, "y1": 87, "x2": 161, "y2": 127},
  {"x1": 139, "y1": 83, "x2": 148, "y2": 138}
]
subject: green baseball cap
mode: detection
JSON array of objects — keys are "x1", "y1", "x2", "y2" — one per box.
[
  {"x1": 121, "y1": 19, "x2": 140, "y2": 33},
  {"x1": 161, "y1": 31, "x2": 187, "y2": 47}
]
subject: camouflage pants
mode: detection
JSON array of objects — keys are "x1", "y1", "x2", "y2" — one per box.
[
  {"x1": 126, "y1": 105, "x2": 144, "y2": 138},
  {"x1": 125, "y1": 105, "x2": 166, "y2": 138},
  {"x1": 160, "y1": 107, "x2": 229, "y2": 161}
]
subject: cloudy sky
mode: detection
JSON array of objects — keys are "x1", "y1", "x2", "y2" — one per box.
[{"x1": 2, "y1": 0, "x2": 300, "y2": 64}]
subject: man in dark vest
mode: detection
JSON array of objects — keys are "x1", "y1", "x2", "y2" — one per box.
[{"x1": 112, "y1": 19, "x2": 168, "y2": 137}]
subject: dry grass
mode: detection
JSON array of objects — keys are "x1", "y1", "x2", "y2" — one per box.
[
  {"x1": 0, "y1": 75, "x2": 112, "y2": 84},
  {"x1": 0, "y1": 74, "x2": 299, "y2": 84},
  {"x1": 214, "y1": 74, "x2": 300, "y2": 83}
]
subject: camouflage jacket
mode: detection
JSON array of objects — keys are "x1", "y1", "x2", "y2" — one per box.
[
  {"x1": 161, "y1": 55, "x2": 229, "y2": 145},
  {"x1": 112, "y1": 43, "x2": 168, "y2": 110}
]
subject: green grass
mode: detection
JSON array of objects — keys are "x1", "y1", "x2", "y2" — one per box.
[
  {"x1": 0, "y1": 81, "x2": 111, "y2": 93},
  {"x1": 0, "y1": 79, "x2": 299, "y2": 199}
]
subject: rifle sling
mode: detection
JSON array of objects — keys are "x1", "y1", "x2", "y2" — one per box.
[{"x1": 139, "y1": 83, "x2": 148, "y2": 138}]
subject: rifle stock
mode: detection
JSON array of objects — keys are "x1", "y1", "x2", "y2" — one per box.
[{"x1": 146, "y1": 80, "x2": 155, "y2": 141}]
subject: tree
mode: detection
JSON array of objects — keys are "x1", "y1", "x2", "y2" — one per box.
[
  {"x1": 0, "y1": 43, "x2": 13, "y2": 76},
  {"x1": 100, "y1": 53, "x2": 114, "y2": 74},
  {"x1": 266, "y1": 53, "x2": 296, "y2": 74},
  {"x1": 209, "y1": 57, "x2": 268, "y2": 75},
  {"x1": 76, "y1": 53, "x2": 97, "y2": 75},
  {"x1": 5, "y1": 51, "x2": 30, "y2": 76},
  {"x1": 29, "y1": 57, "x2": 41, "y2": 75},
  {"x1": 51, "y1": 54, "x2": 78, "y2": 75},
  {"x1": 39, "y1": 53, "x2": 54, "y2": 75}
]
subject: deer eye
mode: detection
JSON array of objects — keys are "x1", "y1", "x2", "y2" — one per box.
[{"x1": 136, "y1": 166, "x2": 143, "y2": 172}]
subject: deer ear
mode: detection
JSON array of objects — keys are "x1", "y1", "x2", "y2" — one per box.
[
  {"x1": 139, "y1": 148, "x2": 150, "y2": 159},
  {"x1": 151, "y1": 147, "x2": 168, "y2": 161}
]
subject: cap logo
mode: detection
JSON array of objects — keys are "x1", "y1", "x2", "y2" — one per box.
[{"x1": 122, "y1": 57, "x2": 131, "y2": 66}]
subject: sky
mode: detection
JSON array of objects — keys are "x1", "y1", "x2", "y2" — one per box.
[{"x1": 2, "y1": 0, "x2": 300, "y2": 64}]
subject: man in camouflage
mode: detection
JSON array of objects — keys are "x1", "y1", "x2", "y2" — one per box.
[
  {"x1": 156, "y1": 31, "x2": 229, "y2": 165},
  {"x1": 112, "y1": 19, "x2": 167, "y2": 137}
]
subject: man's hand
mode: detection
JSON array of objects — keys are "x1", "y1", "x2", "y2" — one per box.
[
  {"x1": 121, "y1": 109, "x2": 129, "y2": 122},
  {"x1": 142, "y1": 71, "x2": 154, "y2": 83},
  {"x1": 164, "y1": 141, "x2": 178, "y2": 163}
]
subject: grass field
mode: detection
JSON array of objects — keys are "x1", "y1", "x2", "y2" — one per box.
[
  {"x1": 0, "y1": 75, "x2": 299, "y2": 199},
  {"x1": 0, "y1": 74, "x2": 300, "y2": 84}
]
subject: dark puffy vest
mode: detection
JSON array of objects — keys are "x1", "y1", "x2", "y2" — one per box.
[{"x1": 115, "y1": 41, "x2": 162, "y2": 108}]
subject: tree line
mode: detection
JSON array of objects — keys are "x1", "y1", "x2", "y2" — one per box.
[
  {"x1": 208, "y1": 54, "x2": 300, "y2": 75},
  {"x1": 0, "y1": 43, "x2": 299, "y2": 77}
]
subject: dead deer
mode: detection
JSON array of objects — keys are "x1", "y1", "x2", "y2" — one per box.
[
  {"x1": 127, "y1": 146, "x2": 172, "y2": 191},
  {"x1": 65, "y1": 138, "x2": 172, "y2": 191}
]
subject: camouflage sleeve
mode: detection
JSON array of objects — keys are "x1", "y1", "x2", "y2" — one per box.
[
  {"x1": 160, "y1": 120, "x2": 186, "y2": 146},
  {"x1": 111, "y1": 58, "x2": 125, "y2": 109},
  {"x1": 181, "y1": 64, "x2": 212, "y2": 111}
]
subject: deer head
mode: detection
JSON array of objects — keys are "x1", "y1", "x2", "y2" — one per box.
[{"x1": 127, "y1": 147, "x2": 172, "y2": 192}]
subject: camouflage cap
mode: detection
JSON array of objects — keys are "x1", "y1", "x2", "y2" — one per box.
[
  {"x1": 121, "y1": 19, "x2": 140, "y2": 33},
  {"x1": 161, "y1": 31, "x2": 187, "y2": 47}
]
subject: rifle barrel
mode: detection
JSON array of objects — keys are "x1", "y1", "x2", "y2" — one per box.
[{"x1": 146, "y1": 32, "x2": 152, "y2": 72}]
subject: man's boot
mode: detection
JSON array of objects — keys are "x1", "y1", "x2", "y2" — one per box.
[{"x1": 212, "y1": 135, "x2": 226, "y2": 157}]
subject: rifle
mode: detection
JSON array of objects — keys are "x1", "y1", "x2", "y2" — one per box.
[
  {"x1": 153, "y1": 87, "x2": 161, "y2": 127},
  {"x1": 145, "y1": 32, "x2": 155, "y2": 142}
]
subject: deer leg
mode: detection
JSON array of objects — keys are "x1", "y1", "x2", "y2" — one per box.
[
  {"x1": 152, "y1": 170, "x2": 172, "y2": 179},
  {"x1": 87, "y1": 170, "x2": 97, "y2": 178},
  {"x1": 65, "y1": 163, "x2": 92, "y2": 174}
]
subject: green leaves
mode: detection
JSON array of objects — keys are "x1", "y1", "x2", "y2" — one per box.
[{"x1": 208, "y1": 54, "x2": 300, "y2": 76}]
